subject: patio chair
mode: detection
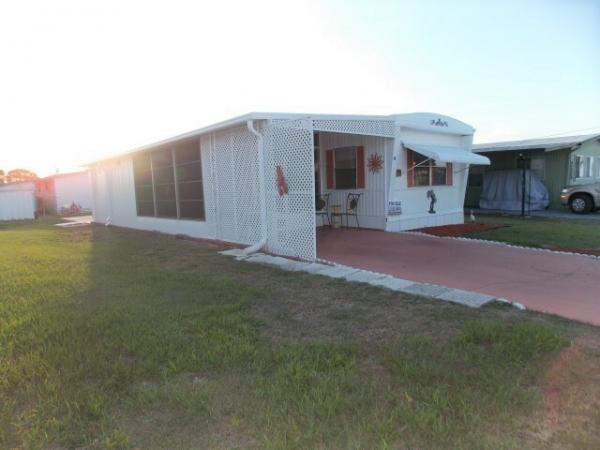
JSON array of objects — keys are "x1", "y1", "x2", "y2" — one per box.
[
  {"x1": 332, "y1": 192, "x2": 362, "y2": 229},
  {"x1": 315, "y1": 193, "x2": 331, "y2": 227}
]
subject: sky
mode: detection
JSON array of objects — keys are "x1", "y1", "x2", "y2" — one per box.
[{"x1": 0, "y1": 0, "x2": 599, "y2": 176}]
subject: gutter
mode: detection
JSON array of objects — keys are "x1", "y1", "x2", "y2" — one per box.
[{"x1": 243, "y1": 120, "x2": 267, "y2": 255}]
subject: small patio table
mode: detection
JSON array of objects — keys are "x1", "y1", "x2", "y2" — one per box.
[{"x1": 330, "y1": 204, "x2": 343, "y2": 229}]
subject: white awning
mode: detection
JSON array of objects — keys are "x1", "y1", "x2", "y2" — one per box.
[{"x1": 404, "y1": 142, "x2": 491, "y2": 165}]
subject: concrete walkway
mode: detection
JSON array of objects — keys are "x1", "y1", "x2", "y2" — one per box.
[
  {"x1": 317, "y1": 229, "x2": 600, "y2": 326},
  {"x1": 220, "y1": 249, "x2": 497, "y2": 309}
]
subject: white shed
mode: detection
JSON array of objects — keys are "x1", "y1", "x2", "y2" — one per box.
[
  {"x1": 0, "y1": 181, "x2": 37, "y2": 221},
  {"x1": 89, "y1": 112, "x2": 489, "y2": 260}
]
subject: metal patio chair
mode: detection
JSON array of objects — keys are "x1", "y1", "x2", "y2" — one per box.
[
  {"x1": 315, "y1": 193, "x2": 331, "y2": 227},
  {"x1": 332, "y1": 192, "x2": 362, "y2": 229}
]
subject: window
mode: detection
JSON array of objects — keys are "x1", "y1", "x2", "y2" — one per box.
[
  {"x1": 409, "y1": 150, "x2": 450, "y2": 187},
  {"x1": 174, "y1": 139, "x2": 205, "y2": 220},
  {"x1": 152, "y1": 148, "x2": 177, "y2": 218},
  {"x1": 574, "y1": 155, "x2": 594, "y2": 179},
  {"x1": 325, "y1": 146, "x2": 365, "y2": 190},
  {"x1": 132, "y1": 138, "x2": 205, "y2": 221},
  {"x1": 132, "y1": 153, "x2": 155, "y2": 216},
  {"x1": 334, "y1": 147, "x2": 357, "y2": 189}
]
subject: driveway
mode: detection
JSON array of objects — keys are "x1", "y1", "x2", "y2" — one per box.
[{"x1": 317, "y1": 229, "x2": 600, "y2": 326}]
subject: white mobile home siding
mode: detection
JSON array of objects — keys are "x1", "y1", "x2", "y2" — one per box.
[
  {"x1": 0, "y1": 182, "x2": 36, "y2": 221},
  {"x1": 386, "y1": 130, "x2": 474, "y2": 231},
  {"x1": 90, "y1": 125, "x2": 259, "y2": 244},
  {"x1": 317, "y1": 132, "x2": 393, "y2": 229}
]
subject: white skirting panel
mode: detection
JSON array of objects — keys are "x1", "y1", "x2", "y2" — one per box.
[{"x1": 386, "y1": 210, "x2": 464, "y2": 231}]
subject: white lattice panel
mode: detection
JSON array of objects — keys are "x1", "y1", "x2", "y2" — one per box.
[
  {"x1": 212, "y1": 126, "x2": 261, "y2": 245},
  {"x1": 231, "y1": 127, "x2": 261, "y2": 244},
  {"x1": 263, "y1": 119, "x2": 316, "y2": 260},
  {"x1": 201, "y1": 134, "x2": 217, "y2": 237},
  {"x1": 313, "y1": 119, "x2": 395, "y2": 138}
]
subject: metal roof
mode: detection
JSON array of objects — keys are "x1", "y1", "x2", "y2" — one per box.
[
  {"x1": 473, "y1": 133, "x2": 600, "y2": 153},
  {"x1": 87, "y1": 111, "x2": 475, "y2": 165}
]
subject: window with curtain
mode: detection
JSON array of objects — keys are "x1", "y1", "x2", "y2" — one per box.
[
  {"x1": 575, "y1": 155, "x2": 595, "y2": 179},
  {"x1": 412, "y1": 151, "x2": 448, "y2": 187},
  {"x1": 334, "y1": 147, "x2": 357, "y2": 189}
]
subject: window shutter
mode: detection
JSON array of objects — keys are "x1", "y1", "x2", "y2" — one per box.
[
  {"x1": 407, "y1": 149, "x2": 415, "y2": 187},
  {"x1": 446, "y1": 163, "x2": 453, "y2": 185},
  {"x1": 326, "y1": 149, "x2": 334, "y2": 189},
  {"x1": 356, "y1": 146, "x2": 365, "y2": 189}
]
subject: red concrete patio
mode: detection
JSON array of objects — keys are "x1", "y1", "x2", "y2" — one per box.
[{"x1": 317, "y1": 229, "x2": 600, "y2": 326}]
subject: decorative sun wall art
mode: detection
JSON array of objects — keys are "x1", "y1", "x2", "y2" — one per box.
[{"x1": 367, "y1": 153, "x2": 383, "y2": 174}]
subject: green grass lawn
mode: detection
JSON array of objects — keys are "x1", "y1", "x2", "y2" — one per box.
[
  {"x1": 1, "y1": 219, "x2": 600, "y2": 449},
  {"x1": 466, "y1": 214, "x2": 600, "y2": 251}
]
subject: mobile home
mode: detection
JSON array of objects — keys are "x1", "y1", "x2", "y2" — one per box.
[
  {"x1": 467, "y1": 133, "x2": 600, "y2": 210},
  {"x1": 89, "y1": 112, "x2": 489, "y2": 260},
  {"x1": 37, "y1": 171, "x2": 93, "y2": 215}
]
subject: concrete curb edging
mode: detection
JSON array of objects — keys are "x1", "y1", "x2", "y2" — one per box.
[
  {"x1": 401, "y1": 231, "x2": 600, "y2": 261},
  {"x1": 218, "y1": 249, "x2": 525, "y2": 310}
]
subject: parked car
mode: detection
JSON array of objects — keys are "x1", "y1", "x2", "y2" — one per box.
[{"x1": 560, "y1": 182, "x2": 600, "y2": 213}]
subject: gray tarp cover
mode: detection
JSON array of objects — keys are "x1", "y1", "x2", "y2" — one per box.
[{"x1": 479, "y1": 169, "x2": 550, "y2": 211}]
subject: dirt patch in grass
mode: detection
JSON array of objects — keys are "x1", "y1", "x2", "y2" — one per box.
[
  {"x1": 530, "y1": 335, "x2": 600, "y2": 448},
  {"x1": 416, "y1": 222, "x2": 506, "y2": 237}
]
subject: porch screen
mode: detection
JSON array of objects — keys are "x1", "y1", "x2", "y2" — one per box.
[
  {"x1": 132, "y1": 139, "x2": 205, "y2": 220},
  {"x1": 174, "y1": 140, "x2": 205, "y2": 220},
  {"x1": 152, "y1": 148, "x2": 177, "y2": 218},
  {"x1": 132, "y1": 153, "x2": 155, "y2": 216}
]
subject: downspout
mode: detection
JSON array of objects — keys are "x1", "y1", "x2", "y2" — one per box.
[{"x1": 243, "y1": 119, "x2": 267, "y2": 255}]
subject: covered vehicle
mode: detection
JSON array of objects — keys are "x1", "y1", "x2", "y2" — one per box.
[{"x1": 479, "y1": 169, "x2": 549, "y2": 211}]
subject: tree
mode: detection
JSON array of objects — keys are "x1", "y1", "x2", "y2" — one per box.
[{"x1": 6, "y1": 169, "x2": 38, "y2": 183}]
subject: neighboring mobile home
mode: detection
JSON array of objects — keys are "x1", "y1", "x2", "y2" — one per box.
[
  {"x1": 0, "y1": 171, "x2": 92, "y2": 219},
  {"x1": 466, "y1": 133, "x2": 600, "y2": 210},
  {"x1": 37, "y1": 171, "x2": 93, "y2": 215},
  {"x1": 89, "y1": 112, "x2": 489, "y2": 260}
]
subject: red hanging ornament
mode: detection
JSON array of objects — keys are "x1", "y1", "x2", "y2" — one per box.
[{"x1": 276, "y1": 165, "x2": 289, "y2": 196}]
